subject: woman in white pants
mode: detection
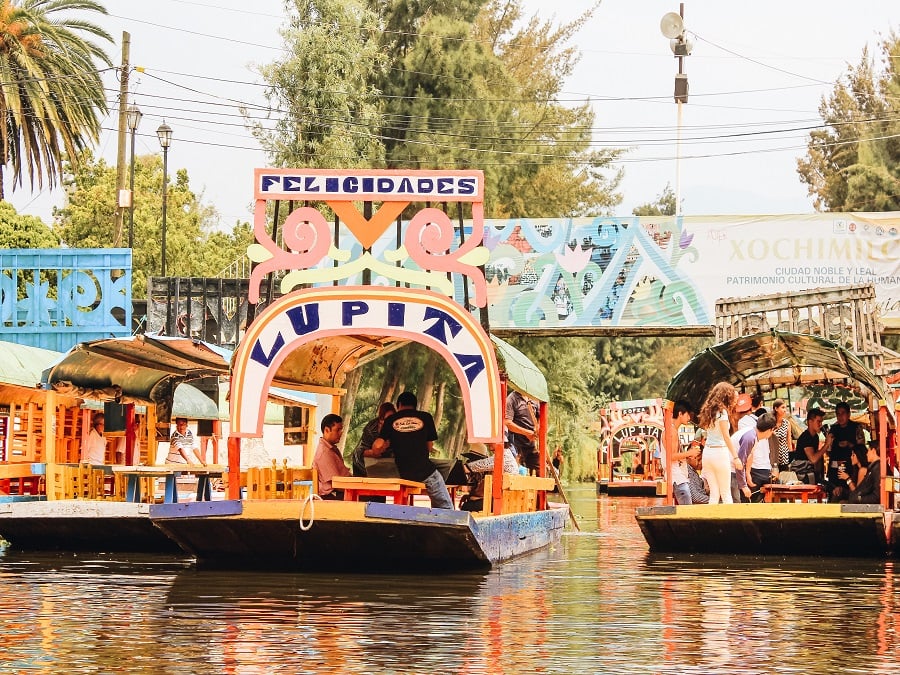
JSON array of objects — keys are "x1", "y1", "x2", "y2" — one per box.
[{"x1": 697, "y1": 382, "x2": 743, "y2": 504}]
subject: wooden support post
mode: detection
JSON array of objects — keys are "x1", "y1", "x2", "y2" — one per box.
[
  {"x1": 125, "y1": 403, "x2": 136, "y2": 465},
  {"x1": 537, "y1": 400, "x2": 549, "y2": 510},
  {"x1": 227, "y1": 436, "x2": 241, "y2": 500},
  {"x1": 663, "y1": 400, "x2": 676, "y2": 506},
  {"x1": 493, "y1": 378, "x2": 507, "y2": 516},
  {"x1": 879, "y1": 402, "x2": 888, "y2": 509}
]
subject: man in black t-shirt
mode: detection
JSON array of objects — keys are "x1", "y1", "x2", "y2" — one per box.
[
  {"x1": 793, "y1": 408, "x2": 826, "y2": 485},
  {"x1": 372, "y1": 391, "x2": 454, "y2": 509}
]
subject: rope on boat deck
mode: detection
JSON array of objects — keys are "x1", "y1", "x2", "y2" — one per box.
[{"x1": 299, "y1": 492, "x2": 321, "y2": 531}]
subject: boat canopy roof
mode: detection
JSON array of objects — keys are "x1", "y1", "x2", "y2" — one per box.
[
  {"x1": 491, "y1": 335, "x2": 549, "y2": 402},
  {"x1": 666, "y1": 330, "x2": 890, "y2": 411},
  {"x1": 0, "y1": 340, "x2": 66, "y2": 388},
  {"x1": 42, "y1": 335, "x2": 232, "y2": 405},
  {"x1": 40, "y1": 331, "x2": 548, "y2": 405}
]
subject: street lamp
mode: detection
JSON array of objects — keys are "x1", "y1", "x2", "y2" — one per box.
[
  {"x1": 125, "y1": 104, "x2": 142, "y2": 249},
  {"x1": 660, "y1": 5, "x2": 692, "y2": 216},
  {"x1": 156, "y1": 121, "x2": 173, "y2": 276}
]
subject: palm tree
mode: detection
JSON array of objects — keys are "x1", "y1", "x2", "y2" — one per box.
[{"x1": 0, "y1": 0, "x2": 112, "y2": 200}]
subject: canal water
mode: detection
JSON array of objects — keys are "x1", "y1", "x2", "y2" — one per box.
[{"x1": 1, "y1": 486, "x2": 897, "y2": 674}]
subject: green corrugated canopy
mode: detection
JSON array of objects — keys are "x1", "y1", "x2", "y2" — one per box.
[
  {"x1": 491, "y1": 335, "x2": 549, "y2": 403},
  {"x1": 0, "y1": 340, "x2": 64, "y2": 387}
]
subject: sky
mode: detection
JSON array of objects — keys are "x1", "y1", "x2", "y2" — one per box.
[{"x1": 5, "y1": 0, "x2": 900, "y2": 228}]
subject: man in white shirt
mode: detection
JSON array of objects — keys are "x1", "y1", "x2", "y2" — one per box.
[
  {"x1": 738, "y1": 413, "x2": 777, "y2": 502},
  {"x1": 81, "y1": 413, "x2": 107, "y2": 464}
]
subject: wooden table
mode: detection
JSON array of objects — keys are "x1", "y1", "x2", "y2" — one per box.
[
  {"x1": 331, "y1": 476, "x2": 426, "y2": 505},
  {"x1": 112, "y1": 465, "x2": 226, "y2": 504},
  {"x1": 762, "y1": 483, "x2": 826, "y2": 503}
]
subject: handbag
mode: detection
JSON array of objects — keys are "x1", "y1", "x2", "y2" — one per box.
[{"x1": 788, "y1": 459, "x2": 816, "y2": 484}]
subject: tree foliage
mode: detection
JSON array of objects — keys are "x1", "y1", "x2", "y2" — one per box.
[
  {"x1": 0, "y1": 199, "x2": 56, "y2": 247},
  {"x1": 257, "y1": 0, "x2": 622, "y2": 217},
  {"x1": 53, "y1": 150, "x2": 252, "y2": 296},
  {"x1": 632, "y1": 184, "x2": 676, "y2": 216},
  {"x1": 250, "y1": 0, "x2": 385, "y2": 168},
  {"x1": 0, "y1": 0, "x2": 112, "y2": 199},
  {"x1": 797, "y1": 33, "x2": 900, "y2": 211}
]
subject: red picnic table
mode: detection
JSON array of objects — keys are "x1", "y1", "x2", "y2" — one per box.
[
  {"x1": 762, "y1": 483, "x2": 826, "y2": 503},
  {"x1": 331, "y1": 476, "x2": 426, "y2": 505}
]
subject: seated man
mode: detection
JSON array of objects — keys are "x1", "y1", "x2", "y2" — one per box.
[
  {"x1": 312, "y1": 414, "x2": 350, "y2": 499},
  {"x1": 167, "y1": 417, "x2": 205, "y2": 465}
]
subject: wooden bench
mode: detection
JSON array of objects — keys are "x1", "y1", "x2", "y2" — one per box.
[
  {"x1": 331, "y1": 476, "x2": 425, "y2": 505},
  {"x1": 243, "y1": 462, "x2": 316, "y2": 500},
  {"x1": 500, "y1": 474, "x2": 556, "y2": 514},
  {"x1": 0, "y1": 463, "x2": 46, "y2": 496}
]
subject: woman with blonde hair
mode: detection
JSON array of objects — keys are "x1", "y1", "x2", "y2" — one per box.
[{"x1": 697, "y1": 382, "x2": 743, "y2": 503}]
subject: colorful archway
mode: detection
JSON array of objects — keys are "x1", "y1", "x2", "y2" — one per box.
[{"x1": 230, "y1": 286, "x2": 503, "y2": 443}]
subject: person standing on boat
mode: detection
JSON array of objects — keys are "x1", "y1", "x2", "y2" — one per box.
[
  {"x1": 81, "y1": 413, "x2": 107, "y2": 464},
  {"x1": 167, "y1": 417, "x2": 206, "y2": 465},
  {"x1": 506, "y1": 390, "x2": 540, "y2": 475},
  {"x1": 697, "y1": 382, "x2": 743, "y2": 504},
  {"x1": 739, "y1": 413, "x2": 777, "y2": 502},
  {"x1": 371, "y1": 391, "x2": 454, "y2": 509},
  {"x1": 351, "y1": 402, "x2": 396, "y2": 477},
  {"x1": 670, "y1": 400, "x2": 701, "y2": 506},
  {"x1": 768, "y1": 399, "x2": 794, "y2": 475},
  {"x1": 728, "y1": 393, "x2": 756, "y2": 502},
  {"x1": 313, "y1": 414, "x2": 350, "y2": 499}
]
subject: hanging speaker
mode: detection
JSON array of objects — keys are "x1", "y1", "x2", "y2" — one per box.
[{"x1": 660, "y1": 12, "x2": 684, "y2": 39}]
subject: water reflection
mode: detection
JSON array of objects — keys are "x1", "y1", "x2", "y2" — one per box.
[{"x1": 0, "y1": 488, "x2": 897, "y2": 674}]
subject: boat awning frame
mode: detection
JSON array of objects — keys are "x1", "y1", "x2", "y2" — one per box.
[{"x1": 666, "y1": 330, "x2": 891, "y2": 413}]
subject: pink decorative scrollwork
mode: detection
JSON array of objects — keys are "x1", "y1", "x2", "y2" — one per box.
[
  {"x1": 248, "y1": 201, "x2": 333, "y2": 303},
  {"x1": 405, "y1": 205, "x2": 487, "y2": 307}
]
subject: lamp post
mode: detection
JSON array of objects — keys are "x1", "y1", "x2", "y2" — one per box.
[
  {"x1": 156, "y1": 121, "x2": 173, "y2": 276},
  {"x1": 660, "y1": 5, "x2": 692, "y2": 216},
  {"x1": 125, "y1": 104, "x2": 142, "y2": 249}
]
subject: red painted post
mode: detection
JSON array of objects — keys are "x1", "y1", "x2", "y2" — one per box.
[
  {"x1": 879, "y1": 401, "x2": 888, "y2": 509},
  {"x1": 538, "y1": 401, "x2": 549, "y2": 510},
  {"x1": 227, "y1": 436, "x2": 241, "y2": 500},
  {"x1": 663, "y1": 401, "x2": 675, "y2": 506},
  {"x1": 493, "y1": 378, "x2": 507, "y2": 516},
  {"x1": 125, "y1": 403, "x2": 136, "y2": 465}
]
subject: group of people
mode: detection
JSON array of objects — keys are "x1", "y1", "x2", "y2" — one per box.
[
  {"x1": 80, "y1": 413, "x2": 206, "y2": 466},
  {"x1": 312, "y1": 388, "x2": 557, "y2": 510},
  {"x1": 672, "y1": 382, "x2": 883, "y2": 505}
]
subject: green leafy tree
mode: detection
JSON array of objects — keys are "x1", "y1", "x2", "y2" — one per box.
[
  {"x1": 633, "y1": 184, "x2": 676, "y2": 216},
  {"x1": 259, "y1": 0, "x2": 622, "y2": 217},
  {"x1": 0, "y1": 199, "x2": 56, "y2": 247},
  {"x1": 797, "y1": 33, "x2": 900, "y2": 211},
  {"x1": 250, "y1": 0, "x2": 385, "y2": 168},
  {"x1": 54, "y1": 150, "x2": 252, "y2": 296},
  {"x1": 0, "y1": 0, "x2": 112, "y2": 199}
]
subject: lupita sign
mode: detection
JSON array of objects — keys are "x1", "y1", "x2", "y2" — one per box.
[{"x1": 231, "y1": 287, "x2": 502, "y2": 442}]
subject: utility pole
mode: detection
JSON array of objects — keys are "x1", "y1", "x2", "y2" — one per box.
[{"x1": 114, "y1": 31, "x2": 130, "y2": 247}]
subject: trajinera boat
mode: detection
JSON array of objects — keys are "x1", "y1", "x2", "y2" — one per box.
[
  {"x1": 636, "y1": 329, "x2": 900, "y2": 557},
  {"x1": 0, "y1": 167, "x2": 567, "y2": 570}
]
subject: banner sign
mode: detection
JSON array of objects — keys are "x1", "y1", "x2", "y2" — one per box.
[{"x1": 480, "y1": 213, "x2": 900, "y2": 329}]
